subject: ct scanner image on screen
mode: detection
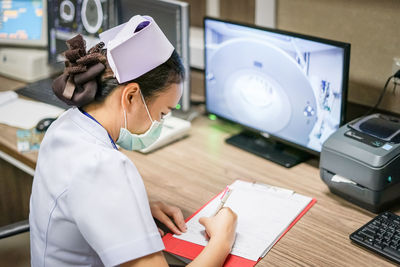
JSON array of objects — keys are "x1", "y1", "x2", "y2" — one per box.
[
  {"x1": 205, "y1": 19, "x2": 346, "y2": 152},
  {"x1": 48, "y1": 0, "x2": 109, "y2": 63}
]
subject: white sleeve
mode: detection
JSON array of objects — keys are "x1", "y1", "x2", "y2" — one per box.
[{"x1": 67, "y1": 150, "x2": 164, "y2": 266}]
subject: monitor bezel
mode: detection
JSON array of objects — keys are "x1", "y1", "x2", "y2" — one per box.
[
  {"x1": 203, "y1": 16, "x2": 351, "y2": 156},
  {"x1": 0, "y1": 0, "x2": 48, "y2": 47},
  {"x1": 115, "y1": 0, "x2": 191, "y2": 112}
]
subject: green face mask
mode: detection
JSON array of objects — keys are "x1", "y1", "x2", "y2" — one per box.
[{"x1": 116, "y1": 91, "x2": 163, "y2": 150}]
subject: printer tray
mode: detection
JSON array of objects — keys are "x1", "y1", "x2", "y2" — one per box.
[{"x1": 321, "y1": 170, "x2": 400, "y2": 213}]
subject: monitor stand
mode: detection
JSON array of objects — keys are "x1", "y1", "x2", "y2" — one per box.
[{"x1": 226, "y1": 131, "x2": 312, "y2": 168}]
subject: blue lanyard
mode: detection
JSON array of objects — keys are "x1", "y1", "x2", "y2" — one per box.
[{"x1": 79, "y1": 108, "x2": 118, "y2": 150}]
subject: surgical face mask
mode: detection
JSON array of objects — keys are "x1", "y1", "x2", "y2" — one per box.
[{"x1": 116, "y1": 91, "x2": 163, "y2": 150}]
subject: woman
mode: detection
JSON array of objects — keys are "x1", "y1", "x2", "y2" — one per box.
[{"x1": 29, "y1": 16, "x2": 237, "y2": 266}]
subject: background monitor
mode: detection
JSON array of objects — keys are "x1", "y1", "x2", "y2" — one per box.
[
  {"x1": 116, "y1": 0, "x2": 190, "y2": 112},
  {"x1": 47, "y1": 0, "x2": 115, "y2": 64},
  {"x1": 205, "y1": 17, "x2": 350, "y2": 166},
  {"x1": 0, "y1": 0, "x2": 47, "y2": 47}
]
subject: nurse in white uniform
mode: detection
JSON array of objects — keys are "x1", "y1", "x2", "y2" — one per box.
[{"x1": 29, "y1": 15, "x2": 237, "y2": 267}]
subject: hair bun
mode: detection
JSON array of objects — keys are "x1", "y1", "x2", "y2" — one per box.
[{"x1": 52, "y1": 34, "x2": 106, "y2": 107}]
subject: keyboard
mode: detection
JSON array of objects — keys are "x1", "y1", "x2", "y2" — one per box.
[
  {"x1": 350, "y1": 211, "x2": 400, "y2": 264},
  {"x1": 16, "y1": 78, "x2": 70, "y2": 109}
]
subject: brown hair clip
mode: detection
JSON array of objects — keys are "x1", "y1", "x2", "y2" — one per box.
[{"x1": 52, "y1": 34, "x2": 106, "y2": 107}]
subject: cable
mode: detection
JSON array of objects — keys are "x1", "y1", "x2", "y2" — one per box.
[
  {"x1": 365, "y1": 75, "x2": 394, "y2": 115},
  {"x1": 392, "y1": 79, "x2": 398, "y2": 95},
  {"x1": 365, "y1": 69, "x2": 400, "y2": 116}
]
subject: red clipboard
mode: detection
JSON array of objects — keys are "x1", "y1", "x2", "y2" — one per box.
[{"x1": 163, "y1": 185, "x2": 317, "y2": 267}]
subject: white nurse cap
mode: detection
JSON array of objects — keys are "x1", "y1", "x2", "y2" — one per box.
[{"x1": 99, "y1": 15, "x2": 174, "y2": 83}]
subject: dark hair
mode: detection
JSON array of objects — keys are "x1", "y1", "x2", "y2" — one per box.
[
  {"x1": 52, "y1": 34, "x2": 185, "y2": 107},
  {"x1": 97, "y1": 49, "x2": 185, "y2": 103}
]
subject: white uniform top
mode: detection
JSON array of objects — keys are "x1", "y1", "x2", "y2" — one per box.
[{"x1": 29, "y1": 107, "x2": 164, "y2": 267}]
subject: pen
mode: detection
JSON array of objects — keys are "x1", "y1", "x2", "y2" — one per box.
[{"x1": 211, "y1": 186, "x2": 233, "y2": 217}]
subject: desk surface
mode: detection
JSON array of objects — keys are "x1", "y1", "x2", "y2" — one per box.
[{"x1": 0, "y1": 78, "x2": 399, "y2": 266}]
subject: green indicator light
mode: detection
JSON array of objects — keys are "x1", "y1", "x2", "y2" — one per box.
[
  {"x1": 388, "y1": 176, "x2": 392, "y2": 183},
  {"x1": 175, "y1": 103, "x2": 181, "y2": 110},
  {"x1": 209, "y1": 114, "x2": 217, "y2": 121}
]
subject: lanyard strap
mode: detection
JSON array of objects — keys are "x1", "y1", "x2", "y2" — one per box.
[{"x1": 79, "y1": 108, "x2": 118, "y2": 150}]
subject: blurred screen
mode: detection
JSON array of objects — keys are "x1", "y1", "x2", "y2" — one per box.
[
  {"x1": 0, "y1": 0, "x2": 44, "y2": 41},
  {"x1": 205, "y1": 18, "x2": 348, "y2": 152}
]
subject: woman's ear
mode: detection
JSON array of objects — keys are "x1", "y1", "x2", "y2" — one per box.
[{"x1": 121, "y1": 83, "x2": 140, "y2": 110}]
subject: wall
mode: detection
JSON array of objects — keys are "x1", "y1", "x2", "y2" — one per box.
[
  {"x1": 276, "y1": 0, "x2": 400, "y2": 114},
  {"x1": 182, "y1": 0, "x2": 400, "y2": 114}
]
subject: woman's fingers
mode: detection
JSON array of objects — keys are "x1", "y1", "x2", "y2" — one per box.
[
  {"x1": 150, "y1": 201, "x2": 187, "y2": 235},
  {"x1": 158, "y1": 228, "x2": 165, "y2": 237},
  {"x1": 163, "y1": 205, "x2": 187, "y2": 233},
  {"x1": 156, "y1": 210, "x2": 183, "y2": 235},
  {"x1": 198, "y1": 217, "x2": 211, "y2": 238},
  {"x1": 198, "y1": 216, "x2": 209, "y2": 226}
]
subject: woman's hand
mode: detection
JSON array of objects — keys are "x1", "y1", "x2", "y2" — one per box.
[
  {"x1": 150, "y1": 201, "x2": 187, "y2": 236},
  {"x1": 199, "y1": 207, "x2": 237, "y2": 250},
  {"x1": 186, "y1": 207, "x2": 237, "y2": 267}
]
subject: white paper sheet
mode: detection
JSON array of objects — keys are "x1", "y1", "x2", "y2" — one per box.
[
  {"x1": 0, "y1": 93, "x2": 65, "y2": 129},
  {"x1": 331, "y1": 174, "x2": 356, "y2": 185},
  {"x1": 0, "y1": 90, "x2": 18, "y2": 106},
  {"x1": 174, "y1": 180, "x2": 312, "y2": 261}
]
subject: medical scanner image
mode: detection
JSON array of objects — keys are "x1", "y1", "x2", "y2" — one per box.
[{"x1": 205, "y1": 20, "x2": 346, "y2": 152}]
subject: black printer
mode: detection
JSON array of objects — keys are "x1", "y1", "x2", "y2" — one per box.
[{"x1": 320, "y1": 113, "x2": 400, "y2": 213}]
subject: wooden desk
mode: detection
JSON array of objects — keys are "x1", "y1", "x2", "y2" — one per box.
[
  {"x1": 0, "y1": 110, "x2": 398, "y2": 266},
  {"x1": 0, "y1": 76, "x2": 398, "y2": 266},
  {"x1": 0, "y1": 77, "x2": 35, "y2": 226}
]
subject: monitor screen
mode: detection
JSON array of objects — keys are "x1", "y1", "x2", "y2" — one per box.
[
  {"x1": 117, "y1": 0, "x2": 190, "y2": 112},
  {"x1": 0, "y1": 0, "x2": 47, "y2": 47},
  {"x1": 205, "y1": 18, "x2": 350, "y2": 153},
  {"x1": 47, "y1": 0, "x2": 113, "y2": 63}
]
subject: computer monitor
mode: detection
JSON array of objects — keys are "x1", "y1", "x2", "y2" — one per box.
[
  {"x1": 204, "y1": 17, "x2": 350, "y2": 167},
  {"x1": 0, "y1": 0, "x2": 47, "y2": 47},
  {"x1": 116, "y1": 0, "x2": 190, "y2": 112},
  {"x1": 47, "y1": 0, "x2": 115, "y2": 64}
]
